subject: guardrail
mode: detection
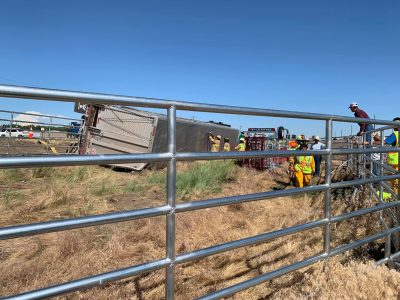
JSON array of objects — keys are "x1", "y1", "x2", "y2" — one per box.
[{"x1": 0, "y1": 84, "x2": 400, "y2": 299}]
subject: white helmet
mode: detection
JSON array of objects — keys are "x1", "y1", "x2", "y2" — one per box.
[{"x1": 313, "y1": 135, "x2": 320, "y2": 141}]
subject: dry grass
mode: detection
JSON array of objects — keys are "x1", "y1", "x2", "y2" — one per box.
[
  {"x1": 271, "y1": 257, "x2": 400, "y2": 300},
  {"x1": 0, "y1": 161, "x2": 397, "y2": 299}
]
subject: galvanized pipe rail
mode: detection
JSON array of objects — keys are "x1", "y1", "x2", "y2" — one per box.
[
  {"x1": 1, "y1": 84, "x2": 400, "y2": 300},
  {"x1": 0, "y1": 108, "x2": 82, "y2": 156}
]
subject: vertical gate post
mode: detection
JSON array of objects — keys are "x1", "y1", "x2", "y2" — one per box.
[
  {"x1": 7, "y1": 112, "x2": 13, "y2": 155},
  {"x1": 379, "y1": 129, "x2": 392, "y2": 259},
  {"x1": 166, "y1": 105, "x2": 176, "y2": 299},
  {"x1": 396, "y1": 125, "x2": 400, "y2": 254},
  {"x1": 324, "y1": 119, "x2": 333, "y2": 255}
]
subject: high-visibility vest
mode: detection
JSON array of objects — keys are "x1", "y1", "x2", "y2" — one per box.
[
  {"x1": 387, "y1": 131, "x2": 399, "y2": 165},
  {"x1": 377, "y1": 191, "x2": 392, "y2": 201},
  {"x1": 236, "y1": 143, "x2": 246, "y2": 151},
  {"x1": 295, "y1": 156, "x2": 313, "y2": 174},
  {"x1": 224, "y1": 142, "x2": 230, "y2": 152}
]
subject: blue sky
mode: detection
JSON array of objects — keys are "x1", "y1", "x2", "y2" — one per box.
[{"x1": 0, "y1": 0, "x2": 399, "y2": 137}]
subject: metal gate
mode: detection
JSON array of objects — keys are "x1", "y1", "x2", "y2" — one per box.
[{"x1": 0, "y1": 84, "x2": 400, "y2": 300}]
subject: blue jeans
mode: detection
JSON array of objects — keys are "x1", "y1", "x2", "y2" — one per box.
[
  {"x1": 372, "y1": 160, "x2": 381, "y2": 177},
  {"x1": 365, "y1": 124, "x2": 373, "y2": 144},
  {"x1": 314, "y1": 156, "x2": 322, "y2": 176}
]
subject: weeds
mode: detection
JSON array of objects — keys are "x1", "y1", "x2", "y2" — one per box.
[
  {"x1": 1, "y1": 169, "x2": 29, "y2": 183},
  {"x1": 91, "y1": 180, "x2": 118, "y2": 196},
  {"x1": 0, "y1": 189, "x2": 23, "y2": 208},
  {"x1": 146, "y1": 172, "x2": 166, "y2": 185},
  {"x1": 68, "y1": 167, "x2": 89, "y2": 182},
  {"x1": 124, "y1": 181, "x2": 144, "y2": 193},
  {"x1": 146, "y1": 161, "x2": 236, "y2": 199},
  {"x1": 176, "y1": 160, "x2": 236, "y2": 198},
  {"x1": 32, "y1": 167, "x2": 57, "y2": 178}
]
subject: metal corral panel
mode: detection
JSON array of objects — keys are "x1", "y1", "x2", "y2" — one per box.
[{"x1": 89, "y1": 106, "x2": 157, "y2": 170}]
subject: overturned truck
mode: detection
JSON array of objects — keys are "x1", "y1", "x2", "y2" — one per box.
[{"x1": 80, "y1": 105, "x2": 239, "y2": 170}]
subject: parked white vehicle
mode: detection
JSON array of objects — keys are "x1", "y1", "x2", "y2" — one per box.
[
  {"x1": 0, "y1": 129, "x2": 8, "y2": 137},
  {"x1": 0, "y1": 129, "x2": 24, "y2": 137}
]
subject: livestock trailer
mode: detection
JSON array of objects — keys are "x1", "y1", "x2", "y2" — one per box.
[{"x1": 82, "y1": 105, "x2": 239, "y2": 170}]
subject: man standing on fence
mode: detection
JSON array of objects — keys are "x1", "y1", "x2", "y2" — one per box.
[
  {"x1": 349, "y1": 103, "x2": 373, "y2": 144},
  {"x1": 385, "y1": 117, "x2": 400, "y2": 193},
  {"x1": 294, "y1": 141, "x2": 315, "y2": 188}
]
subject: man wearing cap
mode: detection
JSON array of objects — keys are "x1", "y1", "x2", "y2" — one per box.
[
  {"x1": 311, "y1": 135, "x2": 325, "y2": 177},
  {"x1": 349, "y1": 103, "x2": 373, "y2": 144}
]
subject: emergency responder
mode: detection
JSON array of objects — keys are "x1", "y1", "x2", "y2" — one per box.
[
  {"x1": 223, "y1": 137, "x2": 230, "y2": 151},
  {"x1": 294, "y1": 142, "x2": 315, "y2": 188},
  {"x1": 287, "y1": 140, "x2": 298, "y2": 185},
  {"x1": 208, "y1": 133, "x2": 221, "y2": 152},
  {"x1": 384, "y1": 117, "x2": 400, "y2": 193},
  {"x1": 235, "y1": 138, "x2": 246, "y2": 151},
  {"x1": 235, "y1": 137, "x2": 246, "y2": 166}
]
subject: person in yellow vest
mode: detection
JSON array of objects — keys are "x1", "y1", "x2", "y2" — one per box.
[
  {"x1": 235, "y1": 137, "x2": 246, "y2": 166},
  {"x1": 384, "y1": 117, "x2": 400, "y2": 193},
  {"x1": 223, "y1": 137, "x2": 230, "y2": 151},
  {"x1": 235, "y1": 137, "x2": 246, "y2": 151},
  {"x1": 294, "y1": 142, "x2": 315, "y2": 188},
  {"x1": 208, "y1": 133, "x2": 221, "y2": 152}
]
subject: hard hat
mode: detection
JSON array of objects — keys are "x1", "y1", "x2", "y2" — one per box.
[
  {"x1": 240, "y1": 137, "x2": 245, "y2": 142},
  {"x1": 296, "y1": 135, "x2": 305, "y2": 141},
  {"x1": 349, "y1": 102, "x2": 358, "y2": 109},
  {"x1": 313, "y1": 135, "x2": 320, "y2": 141},
  {"x1": 289, "y1": 140, "x2": 297, "y2": 148},
  {"x1": 393, "y1": 117, "x2": 400, "y2": 122},
  {"x1": 216, "y1": 135, "x2": 221, "y2": 139},
  {"x1": 224, "y1": 137, "x2": 229, "y2": 141}
]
